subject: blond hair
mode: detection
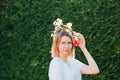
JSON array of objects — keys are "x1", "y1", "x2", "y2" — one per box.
[{"x1": 51, "y1": 30, "x2": 75, "y2": 58}]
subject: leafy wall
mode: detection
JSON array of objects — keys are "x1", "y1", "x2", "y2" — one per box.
[{"x1": 0, "y1": 0, "x2": 120, "y2": 80}]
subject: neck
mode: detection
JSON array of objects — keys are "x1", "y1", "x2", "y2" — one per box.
[
  {"x1": 58, "y1": 53, "x2": 71, "y2": 68},
  {"x1": 59, "y1": 53, "x2": 68, "y2": 62}
]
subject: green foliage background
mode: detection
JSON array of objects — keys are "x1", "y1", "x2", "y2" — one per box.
[{"x1": 0, "y1": 0, "x2": 120, "y2": 80}]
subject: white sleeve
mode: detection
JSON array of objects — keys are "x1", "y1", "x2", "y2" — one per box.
[
  {"x1": 75, "y1": 59, "x2": 85, "y2": 70},
  {"x1": 48, "y1": 59, "x2": 64, "y2": 80}
]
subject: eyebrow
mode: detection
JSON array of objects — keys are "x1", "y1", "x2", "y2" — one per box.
[{"x1": 61, "y1": 40, "x2": 72, "y2": 43}]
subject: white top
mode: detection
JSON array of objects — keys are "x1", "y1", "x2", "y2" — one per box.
[{"x1": 49, "y1": 57, "x2": 85, "y2": 80}]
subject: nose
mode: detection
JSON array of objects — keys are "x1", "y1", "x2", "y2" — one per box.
[{"x1": 65, "y1": 43, "x2": 69, "y2": 48}]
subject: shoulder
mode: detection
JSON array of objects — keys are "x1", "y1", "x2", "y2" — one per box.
[
  {"x1": 70, "y1": 58, "x2": 85, "y2": 69},
  {"x1": 49, "y1": 57, "x2": 64, "y2": 77},
  {"x1": 69, "y1": 58, "x2": 80, "y2": 63},
  {"x1": 49, "y1": 57, "x2": 63, "y2": 67},
  {"x1": 70, "y1": 58, "x2": 83, "y2": 63},
  {"x1": 49, "y1": 58, "x2": 65, "y2": 80}
]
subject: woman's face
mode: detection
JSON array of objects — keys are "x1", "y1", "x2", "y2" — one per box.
[{"x1": 58, "y1": 36, "x2": 72, "y2": 56}]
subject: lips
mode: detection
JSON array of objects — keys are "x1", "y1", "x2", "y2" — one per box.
[{"x1": 65, "y1": 50, "x2": 69, "y2": 51}]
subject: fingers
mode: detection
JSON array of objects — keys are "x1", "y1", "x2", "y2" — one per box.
[
  {"x1": 76, "y1": 33, "x2": 85, "y2": 41},
  {"x1": 74, "y1": 33, "x2": 86, "y2": 48}
]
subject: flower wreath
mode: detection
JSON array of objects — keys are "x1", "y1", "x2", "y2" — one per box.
[{"x1": 51, "y1": 18, "x2": 80, "y2": 46}]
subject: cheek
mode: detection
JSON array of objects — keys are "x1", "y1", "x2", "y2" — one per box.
[
  {"x1": 58, "y1": 44, "x2": 63, "y2": 50},
  {"x1": 69, "y1": 44, "x2": 73, "y2": 49}
]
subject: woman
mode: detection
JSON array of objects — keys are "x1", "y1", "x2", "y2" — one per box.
[{"x1": 49, "y1": 18, "x2": 99, "y2": 80}]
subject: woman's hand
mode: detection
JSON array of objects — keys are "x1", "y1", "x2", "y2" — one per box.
[{"x1": 76, "y1": 33, "x2": 86, "y2": 48}]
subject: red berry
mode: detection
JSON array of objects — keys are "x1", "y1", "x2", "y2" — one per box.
[{"x1": 73, "y1": 40, "x2": 80, "y2": 46}]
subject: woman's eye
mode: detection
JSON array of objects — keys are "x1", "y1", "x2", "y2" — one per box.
[
  {"x1": 61, "y1": 42, "x2": 72, "y2": 44},
  {"x1": 68, "y1": 42, "x2": 72, "y2": 44},
  {"x1": 61, "y1": 42, "x2": 65, "y2": 44}
]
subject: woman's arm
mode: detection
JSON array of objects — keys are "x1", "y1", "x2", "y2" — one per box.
[
  {"x1": 77, "y1": 33, "x2": 99, "y2": 74},
  {"x1": 80, "y1": 47, "x2": 99, "y2": 74}
]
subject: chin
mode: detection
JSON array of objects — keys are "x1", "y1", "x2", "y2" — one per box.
[{"x1": 64, "y1": 52, "x2": 70, "y2": 55}]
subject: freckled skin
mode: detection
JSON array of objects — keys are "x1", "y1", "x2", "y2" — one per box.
[{"x1": 58, "y1": 36, "x2": 72, "y2": 56}]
